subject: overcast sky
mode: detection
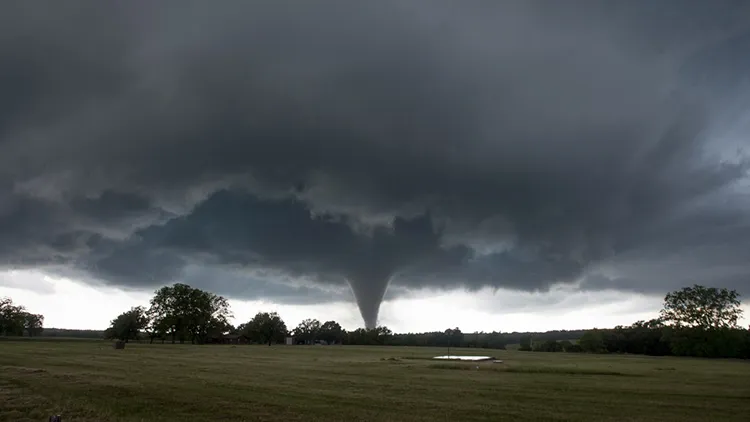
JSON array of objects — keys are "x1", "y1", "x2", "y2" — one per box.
[{"x1": 1, "y1": 1, "x2": 749, "y2": 332}]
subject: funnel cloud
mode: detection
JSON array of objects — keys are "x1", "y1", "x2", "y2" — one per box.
[
  {"x1": 1, "y1": 1, "x2": 750, "y2": 328},
  {"x1": 348, "y1": 273, "x2": 392, "y2": 330}
]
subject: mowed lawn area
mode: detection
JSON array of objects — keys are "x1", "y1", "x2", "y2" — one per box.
[{"x1": 1, "y1": 340, "x2": 749, "y2": 421}]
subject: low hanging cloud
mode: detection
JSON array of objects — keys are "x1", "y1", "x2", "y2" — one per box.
[{"x1": 1, "y1": 1, "x2": 749, "y2": 327}]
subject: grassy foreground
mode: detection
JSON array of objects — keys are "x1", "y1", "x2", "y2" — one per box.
[{"x1": 1, "y1": 340, "x2": 749, "y2": 421}]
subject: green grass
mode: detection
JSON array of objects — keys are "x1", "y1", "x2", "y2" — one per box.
[{"x1": 1, "y1": 340, "x2": 749, "y2": 421}]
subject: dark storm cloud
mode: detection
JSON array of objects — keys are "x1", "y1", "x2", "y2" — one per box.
[
  {"x1": 74, "y1": 189, "x2": 467, "y2": 326},
  {"x1": 1, "y1": 1, "x2": 750, "y2": 327}
]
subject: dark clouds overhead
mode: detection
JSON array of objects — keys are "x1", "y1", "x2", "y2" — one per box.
[{"x1": 1, "y1": 1, "x2": 749, "y2": 327}]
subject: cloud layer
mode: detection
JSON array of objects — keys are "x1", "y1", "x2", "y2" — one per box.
[{"x1": 1, "y1": 1, "x2": 749, "y2": 327}]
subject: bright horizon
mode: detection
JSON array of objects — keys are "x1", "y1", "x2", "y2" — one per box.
[{"x1": 3, "y1": 270, "x2": 747, "y2": 333}]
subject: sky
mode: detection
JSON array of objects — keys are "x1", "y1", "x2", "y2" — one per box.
[{"x1": 1, "y1": 1, "x2": 750, "y2": 332}]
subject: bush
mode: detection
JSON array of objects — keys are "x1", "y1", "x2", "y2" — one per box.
[
  {"x1": 533, "y1": 340, "x2": 563, "y2": 352},
  {"x1": 565, "y1": 344, "x2": 583, "y2": 353},
  {"x1": 579, "y1": 330, "x2": 606, "y2": 353}
]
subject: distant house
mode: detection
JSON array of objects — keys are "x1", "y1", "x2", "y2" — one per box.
[{"x1": 285, "y1": 336, "x2": 294, "y2": 345}]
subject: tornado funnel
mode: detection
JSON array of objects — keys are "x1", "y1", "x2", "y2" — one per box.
[{"x1": 346, "y1": 270, "x2": 392, "y2": 329}]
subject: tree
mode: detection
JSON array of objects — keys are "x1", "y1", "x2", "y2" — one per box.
[
  {"x1": 22, "y1": 312, "x2": 44, "y2": 337},
  {"x1": 481, "y1": 331, "x2": 507, "y2": 350},
  {"x1": 346, "y1": 328, "x2": 370, "y2": 345},
  {"x1": 145, "y1": 313, "x2": 169, "y2": 344},
  {"x1": 184, "y1": 287, "x2": 232, "y2": 344},
  {"x1": 241, "y1": 312, "x2": 288, "y2": 346},
  {"x1": 444, "y1": 327, "x2": 464, "y2": 349},
  {"x1": 147, "y1": 283, "x2": 233, "y2": 344},
  {"x1": 565, "y1": 344, "x2": 584, "y2": 353},
  {"x1": 319, "y1": 320, "x2": 345, "y2": 344},
  {"x1": 534, "y1": 340, "x2": 563, "y2": 352},
  {"x1": 660, "y1": 285, "x2": 743, "y2": 329},
  {"x1": 519, "y1": 335, "x2": 533, "y2": 351},
  {"x1": 204, "y1": 317, "x2": 234, "y2": 342},
  {"x1": 579, "y1": 329, "x2": 605, "y2": 353},
  {"x1": 293, "y1": 318, "x2": 322, "y2": 344},
  {"x1": 105, "y1": 306, "x2": 149, "y2": 342},
  {"x1": 148, "y1": 284, "x2": 188, "y2": 343},
  {"x1": 0, "y1": 297, "x2": 28, "y2": 336},
  {"x1": 370, "y1": 326, "x2": 393, "y2": 345},
  {"x1": 345, "y1": 326, "x2": 392, "y2": 345}
]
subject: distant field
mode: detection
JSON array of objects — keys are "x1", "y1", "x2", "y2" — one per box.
[{"x1": 1, "y1": 340, "x2": 749, "y2": 421}]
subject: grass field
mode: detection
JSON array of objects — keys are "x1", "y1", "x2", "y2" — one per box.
[{"x1": 1, "y1": 340, "x2": 749, "y2": 421}]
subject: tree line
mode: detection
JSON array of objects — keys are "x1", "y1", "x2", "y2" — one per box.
[
  {"x1": 519, "y1": 285, "x2": 750, "y2": 359},
  {"x1": 3, "y1": 283, "x2": 749, "y2": 360},
  {"x1": 102, "y1": 283, "x2": 392, "y2": 346},
  {"x1": 99, "y1": 283, "x2": 506, "y2": 347},
  {"x1": 101, "y1": 283, "x2": 748, "y2": 359},
  {"x1": 0, "y1": 297, "x2": 44, "y2": 337}
]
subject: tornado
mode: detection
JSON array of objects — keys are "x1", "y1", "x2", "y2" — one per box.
[
  {"x1": 346, "y1": 266, "x2": 394, "y2": 329},
  {"x1": 342, "y1": 214, "x2": 436, "y2": 328}
]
